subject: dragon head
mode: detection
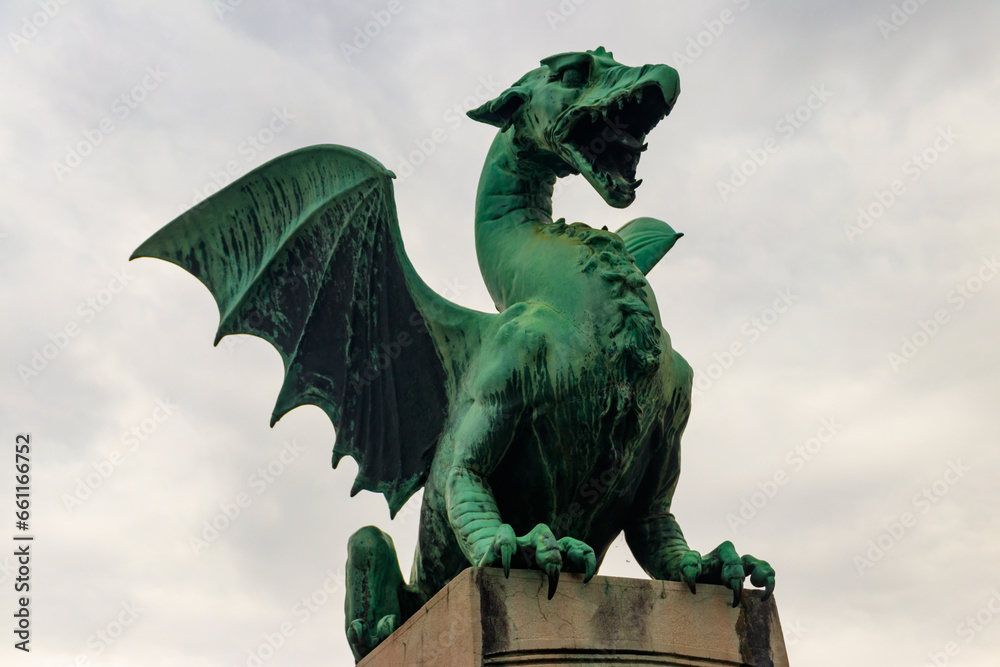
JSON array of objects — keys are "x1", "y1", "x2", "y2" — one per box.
[{"x1": 468, "y1": 47, "x2": 679, "y2": 208}]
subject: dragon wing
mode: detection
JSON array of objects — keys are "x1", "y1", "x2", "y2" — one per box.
[
  {"x1": 132, "y1": 145, "x2": 492, "y2": 517},
  {"x1": 615, "y1": 216, "x2": 683, "y2": 275}
]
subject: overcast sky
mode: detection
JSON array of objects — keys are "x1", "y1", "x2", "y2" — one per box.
[{"x1": 2, "y1": 1, "x2": 999, "y2": 665}]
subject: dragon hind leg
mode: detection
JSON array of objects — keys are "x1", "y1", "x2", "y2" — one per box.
[{"x1": 345, "y1": 526, "x2": 421, "y2": 662}]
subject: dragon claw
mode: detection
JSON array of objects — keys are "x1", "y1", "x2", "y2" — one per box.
[
  {"x1": 741, "y1": 554, "x2": 776, "y2": 601},
  {"x1": 693, "y1": 541, "x2": 765, "y2": 608},
  {"x1": 347, "y1": 619, "x2": 372, "y2": 658},
  {"x1": 718, "y1": 546, "x2": 745, "y2": 608},
  {"x1": 375, "y1": 614, "x2": 397, "y2": 642},
  {"x1": 347, "y1": 619, "x2": 365, "y2": 646},
  {"x1": 556, "y1": 535, "x2": 597, "y2": 583},
  {"x1": 501, "y1": 543, "x2": 513, "y2": 578},
  {"x1": 682, "y1": 567, "x2": 698, "y2": 594},
  {"x1": 517, "y1": 524, "x2": 555, "y2": 553},
  {"x1": 511, "y1": 524, "x2": 601, "y2": 598},
  {"x1": 679, "y1": 550, "x2": 702, "y2": 595},
  {"x1": 698, "y1": 543, "x2": 774, "y2": 607},
  {"x1": 546, "y1": 563, "x2": 560, "y2": 599},
  {"x1": 479, "y1": 524, "x2": 518, "y2": 577},
  {"x1": 347, "y1": 614, "x2": 398, "y2": 659},
  {"x1": 730, "y1": 579, "x2": 743, "y2": 607},
  {"x1": 483, "y1": 524, "x2": 597, "y2": 596},
  {"x1": 521, "y1": 524, "x2": 563, "y2": 596},
  {"x1": 497, "y1": 524, "x2": 516, "y2": 577}
]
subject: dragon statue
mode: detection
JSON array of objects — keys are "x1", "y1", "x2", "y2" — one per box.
[{"x1": 133, "y1": 47, "x2": 775, "y2": 662}]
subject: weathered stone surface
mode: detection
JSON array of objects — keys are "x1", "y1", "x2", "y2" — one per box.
[{"x1": 358, "y1": 567, "x2": 788, "y2": 666}]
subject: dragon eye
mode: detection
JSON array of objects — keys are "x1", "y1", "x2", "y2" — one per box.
[{"x1": 560, "y1": 65, "x2": 588, "y2": 87}]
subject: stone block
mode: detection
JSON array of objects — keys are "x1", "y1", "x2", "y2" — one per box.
[{"x1": 357, "y1": 567, "x2": 788, "y2": 666}]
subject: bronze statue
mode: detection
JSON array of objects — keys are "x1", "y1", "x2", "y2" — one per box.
[{"x1": 133, "y1": 47, "x2": 775, "y2": 662}]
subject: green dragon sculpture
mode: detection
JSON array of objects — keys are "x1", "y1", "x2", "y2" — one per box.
[{"x1": 132, "y1": 47, "x2": 774, "y2": 662}]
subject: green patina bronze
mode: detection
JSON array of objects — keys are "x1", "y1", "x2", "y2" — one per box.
[{"x1": 133, "y1": 48, "x2": 774, "y2": 662}]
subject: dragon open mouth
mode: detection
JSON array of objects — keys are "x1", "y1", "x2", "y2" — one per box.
[{"x1": 562, "y1": 84, "x2": 670, "y2": 206}]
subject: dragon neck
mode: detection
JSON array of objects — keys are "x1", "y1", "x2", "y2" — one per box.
[
  {"x1": 474, "y1": 131, "x2": 556, "y2": 308},
  {"x1": 471, "y1": 131, "x2": 662, "y2": 379}
]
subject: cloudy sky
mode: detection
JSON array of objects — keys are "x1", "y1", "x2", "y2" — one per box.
[{"x1": 2, "y1": 1, "x2": 998, "y2": 665}]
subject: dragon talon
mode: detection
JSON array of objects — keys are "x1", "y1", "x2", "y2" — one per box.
[
  {"x1": 679, "y1": 550, "x2": 702, "y2": 595},
  {"x1": 546, "y1": 563, "x2": 560, "y2": 599},
  {"x1": 741, "y1": 554, "x2": 776, "y2": 600},
  {"x1": 555, "y1": 535, "x2": 597, "y2": 583},
  {"x1": 731, "y1": 580, "x2": 743, "y2": 607},
  {"x1": 347, "y1": 618, "x2": 368, "y2": 654},
  {"x1": 682, "y1": 568, "x2": 698, "y2": 594},
  {"x1": 501, "y1": 544, "x2": 513, "y2": 578},
  {"x1": 347, "y1": 619, "x2": 364, "y2": 642},
  {"x1": 375, "y1": 614, "x2": 397, "y2": 642}
]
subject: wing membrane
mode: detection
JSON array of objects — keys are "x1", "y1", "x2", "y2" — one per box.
[{"x1": 133, "y1": 145, "x2": 489, "y2": 515}]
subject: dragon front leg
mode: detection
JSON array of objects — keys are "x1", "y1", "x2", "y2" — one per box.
[
  {"x1": 445, "y1": 402, "x2": 595, "y2": 599},
  {"x1": 446, "y1": 464, "x2": 510, "y2": 568},
  {"x1": 446, "y1": 467, "x2": 597, "y2": 599},
  {"x1": 698, "y1": 540, "x2": 775, "y2": 607},
  {"x1": 627, "y1": 513, "x2": 775, "y2": 607},
  {"x1": 628, "y1": 406, "x2": 776, "y2": 607}
]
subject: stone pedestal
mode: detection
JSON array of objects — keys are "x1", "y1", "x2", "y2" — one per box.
[{"x1": 357, "y1": 567, "x2": 788, "y2": 666}]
